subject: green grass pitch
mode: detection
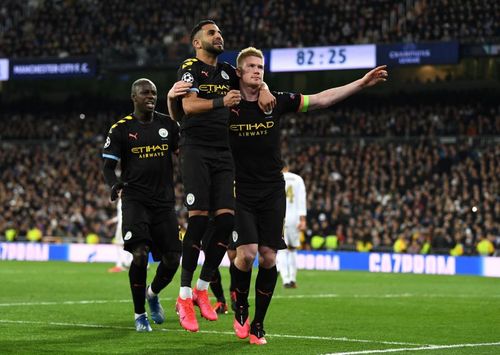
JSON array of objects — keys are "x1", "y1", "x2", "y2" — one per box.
[{"x1": 0, "y1": 261, "x2": 499, "y2": 354}]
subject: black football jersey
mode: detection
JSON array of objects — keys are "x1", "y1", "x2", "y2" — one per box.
[
  {"x1": 102, "y1": 112, "x2": 179, "y2": 208},
  {"x1": 229, "y1": 91, "x2": 302, "y2": 185},
  {"x1": 177, "y1": 58, "x2": 238, "y2": 148}
]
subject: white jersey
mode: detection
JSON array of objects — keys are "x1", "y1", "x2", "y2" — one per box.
[{"x1": 283, "y1": 171, "x2": 307, "y2": 227}]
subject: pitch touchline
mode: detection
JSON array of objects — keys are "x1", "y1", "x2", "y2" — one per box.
[
  {"x1": 325, "y1": 341, "x2": 500, "y2": 354},
  {"x1": 0, "y1": 293, "x2": 497, "y2": 307},
  {"x1": 0, "y1": 319, "x2": 427, "y2": 346}
]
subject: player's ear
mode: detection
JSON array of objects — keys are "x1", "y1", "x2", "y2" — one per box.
[
  {"x1": 192, "y1": 38, "x2": 201, "y2": 50},
  {"x1": 236, "y1": 67, "x2": 242, "y2": 78}
]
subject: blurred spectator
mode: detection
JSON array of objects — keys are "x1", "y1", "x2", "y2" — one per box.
[
  {"x1": 0, "y1": 96, "x2": 498, "y2": 257},
  {"x1": 476, "y1": 230, "x2": 496, "y2": 256},
  {"x1": 1, "y1": 0, "x2": 499, "y2": 63}
]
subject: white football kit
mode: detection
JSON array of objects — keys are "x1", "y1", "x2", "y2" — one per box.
[{"x1": 278, "y1": 171, "x2": 306, "y2": 286}]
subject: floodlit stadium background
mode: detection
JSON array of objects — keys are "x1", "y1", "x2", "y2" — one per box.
[{"x1": 1, "y1": 1, "x2": 500, "y2": 354}]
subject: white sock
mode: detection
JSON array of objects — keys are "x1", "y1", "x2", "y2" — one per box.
[
  {"x1": 277, "y1": 249, "x2": 289, "y2": 284},
  {"x1": 120, "y1": 249, "x2": 132, "y2": 269},
  {"x1": 115, "y1": 245, "x2": 122, "y2": 268},
  {"x1": 196, "y1": 279, "x2": 210, "y2": 291},
  {"x1": 179, "y1": 287, "x2": 192, "y2": 300},
  {"x1": 135, "y1": 312, "x2": 146, "y2": 320},
  {"x1": 290, "y1": 249, "x2": 297, "y2": 282},
  {"x1": 146, "y1": 285, "x2": 156, "y2": 298}
]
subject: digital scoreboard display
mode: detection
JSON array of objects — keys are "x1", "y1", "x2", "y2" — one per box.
[{"x1": 270, "y1": 44, "x2": 376, "y2": 72}]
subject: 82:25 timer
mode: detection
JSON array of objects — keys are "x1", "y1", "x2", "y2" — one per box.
[{"x1": 296, "y1": 48, "x2": 346, "y2": 66}]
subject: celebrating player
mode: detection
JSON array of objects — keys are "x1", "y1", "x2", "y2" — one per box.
[
  {"x1": 169, "y1": 20, "x2": 275, "y2": 333},
  {"x1": 102, "y1": 78, "x2": 181, "y2": 332},
  {"x1": 228, "y1": 48, "x2": 388, "y2": 344}
]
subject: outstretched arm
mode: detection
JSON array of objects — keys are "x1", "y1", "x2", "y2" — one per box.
[{"x1": 307, "y1": 65, "x2": 388, "y2": 111}]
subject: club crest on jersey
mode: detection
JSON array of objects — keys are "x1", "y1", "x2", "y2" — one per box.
[
  {"x1": 124, "y1": 231, "x2": 132, "y2": 241},
  {"x1": 232, "y1": 231, "x2": 238, "y2": 242},
  {"x1": 158, "y1": 128, "x2": 168, "y2": 138},
  {"x1": 182, "y1": 72, "x2": 194, "y2": 83},
  {"x1": 186, "y1": 193, "x2": 195, "y2": 205},
  {"x1": 104, "y1": 136, "x2": 111, "y2": 148},
  {"x1": 221, "y1": 70, "x2": 229, "y2": 80}
]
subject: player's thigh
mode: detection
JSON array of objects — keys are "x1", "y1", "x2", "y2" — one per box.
[
  {"x1": 210, "y1": 149, "x2": 235, "y2": 211},
  {"x1": 232, "y1": 201, "x2": 258, "y2": 248},
  {"x1": 121, "y1": 200, "x2": 152, "y2": 252},
  {"x1": 257, "y1": 188, "x2": 287, "y2": 250},
  {"x1": 150, "y1": 209, "x2": 181, "y2": 261},
  {"x1": 180, "y1": 145, "x2": 211, "y2": 211}
]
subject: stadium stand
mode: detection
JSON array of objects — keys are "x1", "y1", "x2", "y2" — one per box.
[
  {"x1": 1, "y1": 95, "x2": 498, "y2": 255},
  {"x1": 0, "y1": 1, "x2": 498, "y2": 256},
  {"x1": 1, "y1": 0, "x2": 498, "y2": 63}
]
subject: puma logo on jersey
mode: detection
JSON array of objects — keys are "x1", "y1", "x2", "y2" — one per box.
[
  {"x1": 231, "y1": 108, "x2": 240, "y2": 116},
  {"x1": 129, "y1": 132, "x2": 138, "y2": 140},
  {"x1": 201, "y1": 70, "x2": 209, "y2": 77}
]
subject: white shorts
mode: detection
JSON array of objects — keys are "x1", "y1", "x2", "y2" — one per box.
[{"x1": 284, "y1": 224, "x2": 300, "y2": 248}]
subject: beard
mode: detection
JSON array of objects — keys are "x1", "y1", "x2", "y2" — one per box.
[{"x1": 202, "y1": 40, "x2": 224, "y2": 55}]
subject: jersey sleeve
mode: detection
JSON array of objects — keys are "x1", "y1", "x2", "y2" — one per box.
[
  {"x1": 177, "y1": 58, "x2": 200, "y2": 94},
  {"x1": 102, "y1": 124, "x2": 122, "y2": 161},
  {"x1": 274, "y1": 91, "x2": 304, "y2": 114}
]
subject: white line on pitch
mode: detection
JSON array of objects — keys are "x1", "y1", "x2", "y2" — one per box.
[
  {"x1": 325, "y1": 341, "x2": 500, "y2": 354},
  {"x1": 0, "y1": 299, "x2": 131, "y2": 307},
  {"x1": 0, "y1": 293, "x2": 497, "y2": 307},
  {"x1": 0, "y1": 319, "x2": 427, "y2": 346}
]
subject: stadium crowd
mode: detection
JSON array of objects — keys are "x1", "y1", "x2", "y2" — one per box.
[
  {"x1": 1, "y1": 97, "x2": 498, "y2": 255},
  {"x1": 1, "y1": 0, "x2": 498, "y2": 63}
]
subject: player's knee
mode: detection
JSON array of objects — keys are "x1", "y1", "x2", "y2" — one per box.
[
  {"x1": 237, "y1": 245, "x2": 257, "y2": 268},
  {"x1": 258, "y1": 256, "x2": 276, "y2": 269},
  {"x1": 227, "y1": 249, "x2": 237, "y2": 262},
  {"x1": 258, "y1": 247, "x2": 277, "y2": 268},
  {"x1": 131, "y1": 243, "x2": 150, "y2": 268},
  {"x1": 161, "y1": 251, "x2": 181, "y2": 269}
]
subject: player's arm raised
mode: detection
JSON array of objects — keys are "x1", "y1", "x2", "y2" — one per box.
[{"x1": 306, "y1": 65, "x2": 388, "y2": 111}]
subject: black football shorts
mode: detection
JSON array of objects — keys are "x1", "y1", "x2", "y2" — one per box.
[
  {"x1": 231, "y1": 183, "x2": 287, "y2": 250},
  {"x1": 121, "y1": 200, "x2": 181, "y2": 260},
  {"x1": 180, "y1": 145, "x2": 235, "y2": 212}
]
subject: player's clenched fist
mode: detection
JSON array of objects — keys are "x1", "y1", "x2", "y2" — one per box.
[{"x1": 223, "y1": 90, "x2": 241, "y2": 107}]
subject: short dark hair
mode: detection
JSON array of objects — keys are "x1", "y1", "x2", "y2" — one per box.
[
  {"x1": 131, "y1": 78, "x2": 154, "y2": 95},
  {"x1": 190, "y1": 19, "x2": 216, "y2": 42}
]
